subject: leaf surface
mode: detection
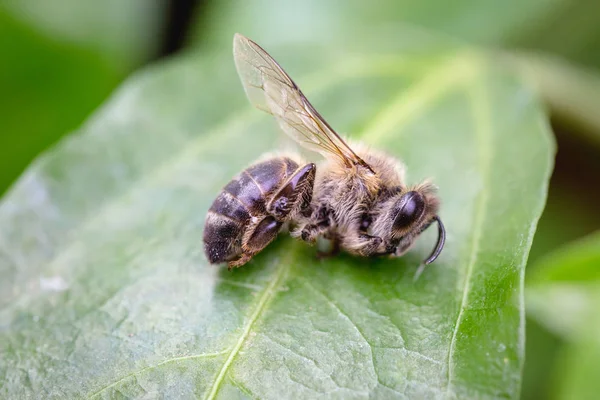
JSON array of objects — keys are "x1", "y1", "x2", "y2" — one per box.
[
  {"x1": 0, "y1": 36, "x2": 553, "y2": 399},
  {"x1": 527, "y1": 231, "x2": 600, "y2": 338},
  {"x1": 526, "y1": 231, "x2": 600, "y2": 400}
]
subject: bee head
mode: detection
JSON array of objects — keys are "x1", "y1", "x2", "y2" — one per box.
[{"x1": 388, "y1": 183, "x2": 445, "y2": 264}]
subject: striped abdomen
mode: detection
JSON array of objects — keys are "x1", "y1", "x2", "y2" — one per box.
[{"x1": 203, "y1": 157, "x2": 299, "y2": 264}]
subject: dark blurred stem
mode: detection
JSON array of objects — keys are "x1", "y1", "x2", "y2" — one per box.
[{"x1": 158, "y1": 0, "x2": 203, "y2": 58}]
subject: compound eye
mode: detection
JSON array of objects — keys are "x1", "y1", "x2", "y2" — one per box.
[{"x1": 393, "y1": 191, "x2": 425, "y2": 230}]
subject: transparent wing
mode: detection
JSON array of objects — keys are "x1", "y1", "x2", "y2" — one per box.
[{"x1": 233, "y1": 33, "x2": 371, "y2": 170}]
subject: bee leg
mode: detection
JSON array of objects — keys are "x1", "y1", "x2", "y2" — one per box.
[
  {"x1": 228, "y1": 253, "x2": 252, "y2": 270},
  {"x1": 295, "y1": 222, "x2": 326, "y2": 243},
  {"x1": 393, "y1": 237, "x2": 415, "y2": 257},
  {"x1": 267, "y1": 163, "x2": 316, "y2": 220},
  {"x1": 293, "y1": 204, "x2": 333, "y2": 243},
  {"x1": 228, "y1": 216, "x2": 283, "y2": 269},
  {"x1": 346, "y1": 233, "x2": 383, "y2": 256}
]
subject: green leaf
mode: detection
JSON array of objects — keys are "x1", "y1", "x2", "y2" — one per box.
[
  {"x1": 0, "y1": 10, "x2": 120, "y2": 195},
  {"x1": 529, "y1": 230, "x2": 600, "y2": 283},
  {"x1": 521, "y1": 318, "x2": 564, "y2": 400},
  {"x1": 1, "y1": 0, "x2": 166, "y2": 71},
  {"x1": 527, "y1": 231, "x2": 600, "y2": 339},
  {"x1": 510, "y1": 53, "x2": 600, "y2": 147},
  {"x1": 0, "y1": 35, "x2": 553, "y2": 398},
  {"x1": 0, "y1": 1, "x2": 165, "y2": 195},
  {"x1": 191, "y1": 0, "x2": 592, "y2": 59},
  {"x1": 551, "y1": 332, "x2": 600, "y2": 400},
  {"x1": 526, "y1": 232, "x2": 600, "y2": 400}
]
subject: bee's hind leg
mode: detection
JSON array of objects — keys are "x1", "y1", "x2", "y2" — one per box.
[
  {"x1": 228, "y1": 216, "x2": 284, "y2": 269},
  {"x1": 228, "y1": 253, "x2": 252, "y2": 270},
  {"x1": 267, "y1": 163, "x2": 316, "y2": 220}
]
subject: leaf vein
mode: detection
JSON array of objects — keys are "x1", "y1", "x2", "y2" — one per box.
[
  {"x1": 262, "y1": 333, "x2": 324, "y2": 371},
  {"x1": 228, "y1": 374, "x2": 259, "y2": 400},
  {"x1": 87, "y1": 350, "x2": 230, "y2": 398},
  {"x1": 302, "y1": 280, "x2": 378, "y2": 385},
  {"x1": 445, "y1": 74, "x2": 492, "y2": 395},
  {"x1": 203, "y1": 260, "x2": 290, "y2": 400}
]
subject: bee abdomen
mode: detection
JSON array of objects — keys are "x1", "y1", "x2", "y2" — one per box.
[
  {"x1": 203, "y1": 157, "x2": 299, "y2": 264},
  {"x1": 204, "y1": 191, "x2": 251, "y2": 264},
  {"x1": 245, "y1": 157, "x2": 298, "y2": 193},
  {"x1": 203, "y1": 212, "x2": 242, "y2": 263}
]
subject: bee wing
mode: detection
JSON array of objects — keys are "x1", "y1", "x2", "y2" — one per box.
[{"x1": 233, "y1": 34, "x2": 372, "y2": 170}]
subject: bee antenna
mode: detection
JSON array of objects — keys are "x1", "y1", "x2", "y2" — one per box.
[{"x1": 424, "y1": 215, "x2": 445, "y2": 265}]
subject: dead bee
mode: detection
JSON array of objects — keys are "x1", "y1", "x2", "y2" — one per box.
[{"x1": 203, "y1": 34, "x2": 445, "y2": 270}]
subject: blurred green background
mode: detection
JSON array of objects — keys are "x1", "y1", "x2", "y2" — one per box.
[{"x1": 1, "y1": 1, "x2": 599, "y2": 398}]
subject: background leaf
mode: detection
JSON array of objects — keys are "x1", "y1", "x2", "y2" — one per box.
[
  {"x1": 527, "y1": 231, "x2": 600, "y2": 340},
  {"x1": 1, "y1": 0, "x2": 167, "y2": 72},
  {"x1": 0, "y1": 1, "x2": 166, "y2": 195},
  {"x1": 510, "y1": 53, "x2": 600, "y2": 147},
  {"x1": 191, "y1": 0, "x2": 600, "y2": 59},
  {"x1": 0, "y1": 31, "x2": 553, "y2": 398},
  {"x1": 526, "y1": 231, "x2": 600, "y2": 400}
]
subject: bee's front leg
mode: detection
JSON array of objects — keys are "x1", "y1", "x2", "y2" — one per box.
[
  {"x1": 343, "y1": 232, "x2": 383, "y2": 257},
  {"x1": 393, "y1": 236, "x2": 416, "y2": 257}
]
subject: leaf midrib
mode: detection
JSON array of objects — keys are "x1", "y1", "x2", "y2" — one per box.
[
  {"x1": 445, "y1": 75, "x2": 492, "y2": 396},
  {"x1": 204, "y1": 257, "x2": 291, "y2": 400}
]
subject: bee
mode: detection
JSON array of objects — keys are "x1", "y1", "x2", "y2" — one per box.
[{"x1": 203, "y1": 34, "x2": 445, "y2": 270}]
